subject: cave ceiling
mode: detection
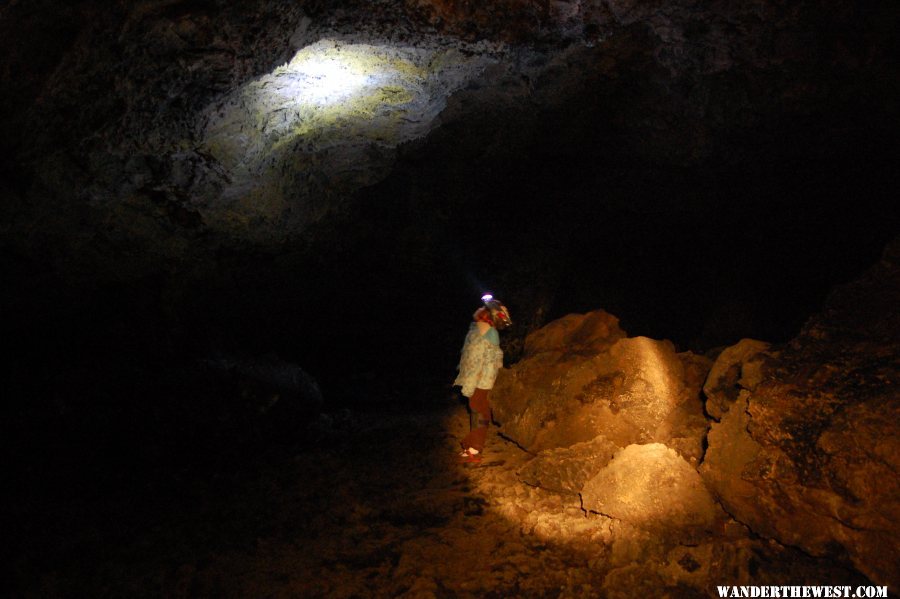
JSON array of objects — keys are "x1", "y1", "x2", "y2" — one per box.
[{"x1": 0, "y1": 0, "x2": 897, "y2": 281}]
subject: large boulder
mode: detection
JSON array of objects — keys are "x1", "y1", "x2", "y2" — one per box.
[
  {"x1": 582, "y1": 443, "x2": 725, "y2": 542},
  {"x1": 492, "y1": 311, "x2": 710, "y2": 463},
  {"x1": 700, "y1": 238, "x2": 900, "y2": 589}
]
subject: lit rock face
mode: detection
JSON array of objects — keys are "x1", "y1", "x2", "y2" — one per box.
[
  {"x1": 581, "y1": 443, "x2": 725, "y2": 542},
  {"x1": 492, "y1": 310, "x2": 710, "y2": 463},
  {"x1": 492, "y1": 309, "x2": 717, "y2": 545},
  {"x1": 702, "y1": 338, "x2": 775, "y2": 420},
  {"x1": 700, "y1": 239, "x2": 900, "y2": 588},
  {"x1": 517, "y1": 435, "x2": 620, "y2": 495}
]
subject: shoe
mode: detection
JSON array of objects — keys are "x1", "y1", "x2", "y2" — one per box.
[{"x1": 458, "y1": 449, "x2": 482, "y2": 464}]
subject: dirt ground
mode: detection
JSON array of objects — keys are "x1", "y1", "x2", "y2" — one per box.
[
  {"x1": 167, "y1": 407, "x2": 616, "y2": 598},
  {"x1": 11, "y1": 404, "x2": 869, "y2": 598}
]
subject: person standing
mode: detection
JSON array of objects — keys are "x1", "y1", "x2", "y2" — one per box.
[{"x1": 454, "y1": 295, "x2": 512, "y2": 464}]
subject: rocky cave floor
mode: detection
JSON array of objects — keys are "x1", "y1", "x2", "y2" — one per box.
[{"x1": 12, "y1": 403, "x2": 871, "y2": 599}]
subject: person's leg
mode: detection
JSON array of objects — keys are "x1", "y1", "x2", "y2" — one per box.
[
  {"x1": 461, "y1": 388, "x2": 491, "y2": 453},
  {"x1": 469, "y1": 408, "x2": 480, "y2": 434}
]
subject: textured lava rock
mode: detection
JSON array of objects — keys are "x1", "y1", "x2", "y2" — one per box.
[
  {"x1": 517, "y1": 434, "x2": 620, "y2": 495},
  {"x1": 492, "y1": 310, "x2": 710, "y2": 460},
  {"x1": 703, "y1": 338, "x2": 774, "y2": 420},
  {"x1": 701, "y1": 238, "x2": 900, "y2": 588},
  {"x1": 581, "y1": 443, "x2": 724, "y2": 541},
  {"x1": 523, "y1": 309, "x2": 626, "y2": 357}
]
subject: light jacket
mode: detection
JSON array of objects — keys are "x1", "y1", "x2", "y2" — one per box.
[{"x1": 454, "y1": 322, "x2": 503, "y2": 397}]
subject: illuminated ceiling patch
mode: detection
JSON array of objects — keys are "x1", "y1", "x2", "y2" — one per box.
[
  {"x1": 202, "y1": 39, "x2": 494, "y2": 171},
  {"x1": 197, "y1": 38, "x2": 497, "y2": 237},
  {"x1": 276, "y1": 54, "x2": 378, "y2": 106}
]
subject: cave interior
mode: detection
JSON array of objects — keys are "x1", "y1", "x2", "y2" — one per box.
[{"x1": 1, "y1": 0, "x2": 898, "y2": 596}]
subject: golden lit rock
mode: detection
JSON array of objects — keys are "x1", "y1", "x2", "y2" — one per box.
[
  {"x1": 493, "y1": 311, "x2": 710, "y2": 459},
  {"x1": 582, "y1": 443, "x2": 725, "y2": 541}
]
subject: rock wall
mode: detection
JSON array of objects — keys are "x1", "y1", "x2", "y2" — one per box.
[{"x1": 701, "y1": 238, "x2": 900, "y2": 588}]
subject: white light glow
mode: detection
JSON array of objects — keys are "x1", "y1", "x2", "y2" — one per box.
[{"x1": 280, "y1": 55, "x2": 375, "y2": 105}]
